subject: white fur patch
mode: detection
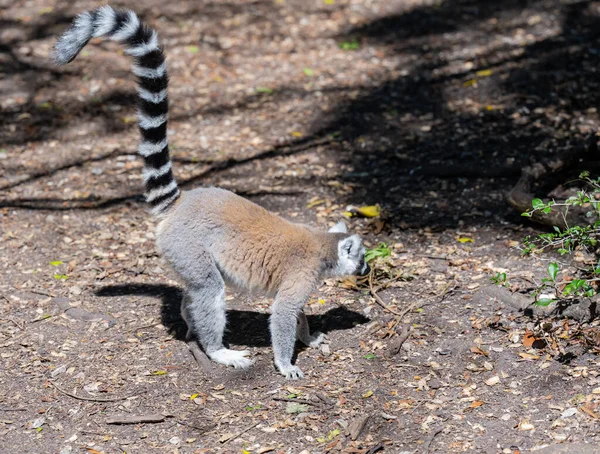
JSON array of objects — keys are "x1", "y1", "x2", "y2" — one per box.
[
  {"x1": 139, "y1": 138, "x2": 168, "y2": 156},
  {"x1": 145, "y1": 180, "x2": 178, "y2": 203},
  {"x1": 53, "y1": 11, "x2": 94, "y2": 65},
  {"x1": 137, "y1": 87, "x2": 167, "y2": 104},
  {"x1": 143, "y1": 161, "x2": 172, "y2": 181},
  {"x1": 111, "y1": 10, "x2": 140, "y2": 42},
  {"x1": 92, "y1": 5, "x2": 117, "y2": 37},
  {"x1": 137, "y1": 111, "x2": 167, "y2": 130},
  {"x1": 125, "y1": 30, "x2": 159, "y2": 57},
  {"x1": 150, "y1": 190, "x2": 180, "y2": 216},
  {"x1": 328, "y1": 221, "x2": 347, "y2": 233},
  {"x1": 132, "y1": 61, "x2": 167, "y2": 79},
  {"x1": 334, "y1": 234, "x2": 364, "y2": 276},
  {"x1": 209, "y1": 348, "x2": 254, "y2": 369}
]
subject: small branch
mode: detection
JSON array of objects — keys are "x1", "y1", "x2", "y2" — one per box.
[
  {"x1": 272, "y1": 397, "x2": 324, "y2": 407},
  {"x1": 29, "y1": 289, "x2": 55, "y2": 297},
  {"x1": 0, "y1": 407, "x2": 27, "y2": 412},
  {"x1": 106, "y1": 414, "x2": 166, "y2": 425},
  {"x1": 186, "y1": 339, "x2": 214, "y2": 375},
  {"x1": 422, "y1": 425, "x2": 444, "y2": 454},
  {"x1": 50, "y1": 381, "x2": 133, "y2": 403},
  {"x1": 176, "y1": 420, "x2": 217, "y2": 434},
  {"x1": 386, "y1": 323, "x2": 411, "y2": 358},
  {"x1": 368, "y1": 271, "x2": 401, "y2": 316},
  {"x1": 220, "y1": 420, "x2": 260, "y2": 445}
]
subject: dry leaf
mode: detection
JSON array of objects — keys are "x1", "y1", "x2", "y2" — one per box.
[
  {"x1": 579, "y1": 405, "x2": 599, "y2": 420},
  {"x1": 518, "y1": 352, "x2": 540, "y2": 361},
  {"x1": 355, "y1": 205, "x2": 381, "y2": 218},
  {"x1": 476, "y1": 69, "x2": 493, "y2": 77},
  {"x1": 470, "y1": 346, "x2": 489, "y2": 357},
  {"x1": 522, "y1": 330, "x2": 546, "y2": 349}
]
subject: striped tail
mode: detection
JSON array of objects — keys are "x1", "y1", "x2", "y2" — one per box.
[{"x1": 53, "y1": 5, "x2": 180, "y2": 216}]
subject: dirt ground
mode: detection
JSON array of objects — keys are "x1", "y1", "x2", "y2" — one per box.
[{"x1": 1, "y1": 0, "x2": 600, "y2": 453}]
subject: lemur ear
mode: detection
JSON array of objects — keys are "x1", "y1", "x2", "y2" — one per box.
[
  {"x1": 329, "y1": 221, "x2": 348, "y2": 234},
  {"x1": 338, "y1": 234, "x2": 360, "y2": 257}
]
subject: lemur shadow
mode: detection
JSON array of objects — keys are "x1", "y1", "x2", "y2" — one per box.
[{"x1": 95, "y1": 283, "x2": 369, "y2": 349}]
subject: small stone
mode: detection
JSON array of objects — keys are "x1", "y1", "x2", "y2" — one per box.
[
  {"x1": 30, "y1": 417, "x2": 45, "y2": 429},
  {"x1": 429, "y1": 379, "x2": 442, "y2": 389},
  {"x1": 168, "y1": 436, "x2": 181, "y2": 445},
  {"x1": 485, "y1": 376, "x2": 500, "y2": 386},
  {"x1": 51, "y1": 364, "x2": 67, "y2": 377},
  {"x1": 561, "y1": 408, "x2": 578, "y2": 418},
  {"x1": 518, "y1": 420, "x2": 534, "y2": 431}
]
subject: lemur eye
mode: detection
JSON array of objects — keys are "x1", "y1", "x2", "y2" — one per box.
[{"x1": 345, "y1": 245, "x2": 352, "y2": 254}]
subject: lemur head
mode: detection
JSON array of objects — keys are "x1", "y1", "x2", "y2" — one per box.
[{"x1": 327, "y1": 221, "x2": 370, "y2": 277}]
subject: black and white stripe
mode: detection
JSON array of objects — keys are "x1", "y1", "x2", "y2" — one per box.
[{"x1": 53, "y1": 5, "x2": 180, "y2": 215}]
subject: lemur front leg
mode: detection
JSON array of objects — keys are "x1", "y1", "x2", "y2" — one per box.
[{"x1": 270, "y1": 282, "x2": 316, "y2": 379}]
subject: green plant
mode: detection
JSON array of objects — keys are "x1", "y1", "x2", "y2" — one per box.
[
  {"x1": 365, "y1": 243, "x2": 391, "y2": 262},
  {"x1": 494, "y1": 172, "x2": 600, "y2": 306}
]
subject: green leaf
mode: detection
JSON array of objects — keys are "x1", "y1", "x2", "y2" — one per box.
[
  {"x1": 255, "y1": 86, "x2": 274, "y2": 94},
  {"x1": 547, "y1": 262, "x2": 559, "y2": 281},
  {"x1": 186, "y1": 45, "x2": 200, "y2": 54},
  {"x1": 151, "y1": 370, "x2": 168, "y2": 375},
  {"x1": 531, "y1": 198, "x2": 544, "y2": 209},
  {"x1": 303, "y1": 67, "x2": 314, "y2": 77},
  {"x1": 363, "y1": 353, "x2": 376, "y2": 360},
  {"x1": 327, "y1": 428, "x2": 340, "y2": 440},
  {"x1": 286, "y1": 402, "x2": 309, "y2": 414},
  {"x1": 339, "y1": 39, "x2": 360, "y2": 51},
  {"x1": 535, "y1": 298, "x2": 555, "y2": 307},
  {"x1": 49, "y1": 261, "x2": 63, "y2": 266},
  {"x1": 53, "y1": 274, "x2": 68, "y2": 280},
  {"x1": 364, "y1": 243, "x2": 391, "y2": 262}
]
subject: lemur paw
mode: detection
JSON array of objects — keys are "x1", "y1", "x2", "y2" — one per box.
[
  {"x1": 209, "y1": 348, "x2": 254, "y2": 369},
  {"x1": 307, "y1": 331, "x2": 326, "y2": 348},
  {"x1": 277, "y1": 364, "x2": 304, "y2": 380}
]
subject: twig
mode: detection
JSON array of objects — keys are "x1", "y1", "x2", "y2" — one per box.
[
  {"x1": 29, "y1": 289, "x2": 55, "y2": 297},
  {"x1": 0, "y1": 407, "x2": 27, "y2": 412},
  {"x1": 30, "y1": 315, "x2": 53, "y2": 324},
  {"x1": 8, "y1": 318, "x2": 25, "y2": 331},
  {"x1": 127, "y1": 322, "x2": 160, "y2": 333},
  {"x1": 50, "y1": 381, "x2": 133, "y2": 403},
  {"x1": 176, "y1": 420, "x2": 217, "y2": 434},
  {"x1": 396, "y1": 300, "x2": 421, "y2": 322},
  {"x1": 186, "y1": 339, "x2": 213, "y2": 375},
  {"x1": 422, "y1": 425, "x2": 444, "y2": 454},
  {"x1": 106, "y1": 414, "x2": 167, "y2": 425},
  {"x1": 368, "y1": 271, "x2": 401, "y2": 316},
  {"x1": 272, "y1": 397, "x2": 323, "y2": 407},
  {"x1": 386, "y1": 323, "x2": 411, "y2": 357},
  {"x1": 315, "y1": 392, "x2": 334, "y2": 406},
  {"x1": 416, "y1": 254, "x2": 449, "y2": 260},
  {"x1": 220, "y1": 420, "x2": 260, "y2": 444}
]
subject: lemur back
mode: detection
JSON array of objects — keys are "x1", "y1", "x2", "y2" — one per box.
[{"x1": 54, "y1": 6, "x2": 368, "y2": 379}]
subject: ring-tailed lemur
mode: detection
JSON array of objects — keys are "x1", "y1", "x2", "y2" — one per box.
[{"x1": 53, "y1": 5, "x2": 370, "y2": 379}]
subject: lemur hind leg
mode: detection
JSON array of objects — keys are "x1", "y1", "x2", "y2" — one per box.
[
  {"x1": 296, "y1": 310, "x2": 325, "y2": 348},
  {"x1": 180, "y1": 262, "x2": 253, "y2": 370}
]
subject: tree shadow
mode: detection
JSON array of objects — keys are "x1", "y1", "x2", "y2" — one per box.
[
  {"x1": 4, "y1": 0, "x2": 598, "y2": 230},
  {"x1": 94, "y1": 283, "x2": 369, "y2": 348},
  {"x1": 285, "y1": 0, "x2": 600, "y2": 228}
]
